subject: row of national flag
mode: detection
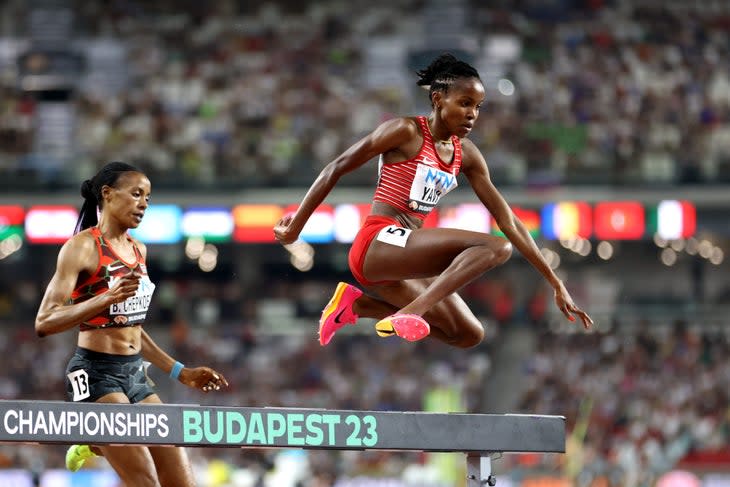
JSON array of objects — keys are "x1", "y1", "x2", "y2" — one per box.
[
  {"x1": 230, "y1": 200, "x2": 695, "y2": 243},
  {"x1": 541, "y1": 200, "x2": 696, "y2": 241},
  {"x1": 0, "y1": 200, "x2": 697, "y2": 245}
]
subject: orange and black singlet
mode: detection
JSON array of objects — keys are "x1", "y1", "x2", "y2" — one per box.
[{"x1": 71, "y1": 227, "x2": 156, "y2": 331}]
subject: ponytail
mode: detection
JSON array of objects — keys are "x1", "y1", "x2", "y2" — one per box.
[
  {"x1": 73, "y1": 161, "x2": 142, "y2": 234},
  {"x1": 74, "y1": 179, "x2": 99, "y2": 234}
]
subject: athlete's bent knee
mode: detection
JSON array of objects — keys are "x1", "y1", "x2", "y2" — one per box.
[
  {"x1": 493, "y1": 241, "x2": 512, "y2": 266},
  {"x1": 450, "y1": 321, "x2": 484, "y2": 348}
]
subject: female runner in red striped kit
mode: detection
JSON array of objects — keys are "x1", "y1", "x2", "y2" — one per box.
[{"x1": 274, "y1": 53, "x2": 592, "y2": 348}]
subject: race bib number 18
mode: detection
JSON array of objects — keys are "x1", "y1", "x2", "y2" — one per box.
[{"x1": 376, "y1": 225, "x2": 412, "y2": 248}]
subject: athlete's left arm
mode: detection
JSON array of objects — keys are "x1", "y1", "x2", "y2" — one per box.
[
  {"x1": 460, "y1": 139, "x2": 593, "y2": 328},
  {"x1": 135, "y1": 242, "x2": 229, "y2": 392},
  {"x1": 140, "y1": 327, "x2": 229, "y2": 393}
]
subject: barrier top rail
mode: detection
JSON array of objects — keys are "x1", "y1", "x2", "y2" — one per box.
[
  {"x1": 0, "y1": 400, "x2": 565, "y2": 486},
  {"x1": 0, "y1": 400, "x2": 564, "y2": 454}
]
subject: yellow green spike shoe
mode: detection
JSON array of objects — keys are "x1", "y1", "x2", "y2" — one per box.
[{"x1": 66, "y1": 444, "x2": 97, "y2": 472}]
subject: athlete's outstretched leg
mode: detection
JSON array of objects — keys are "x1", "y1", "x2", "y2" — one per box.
[
  {"x1": 319, "y1": 228, "x2": 508, "y2": 346},
  {"x1": 358, "y1": 227, "x2": 510, "y2": 347},
  {"x1": 363, "y1": 227, "x2": 512, "y2": 310}
]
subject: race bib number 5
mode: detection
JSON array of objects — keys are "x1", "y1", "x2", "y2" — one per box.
[
  {"x1": 376, "y1": 225, "x2": 412, "y2": 248},
  {"x1": 67, "y1": 369, "x2": 91, "y2": 401}
]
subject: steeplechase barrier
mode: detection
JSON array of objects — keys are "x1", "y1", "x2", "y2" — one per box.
[{"x1": 0, "y1": 400, "x2": 565, "y2": 486}]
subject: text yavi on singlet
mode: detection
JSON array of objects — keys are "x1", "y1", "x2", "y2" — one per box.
[{"x1": 407, "y1": 164, "x2": 458, "y2": 214}]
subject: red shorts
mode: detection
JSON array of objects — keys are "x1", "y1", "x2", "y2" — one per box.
[{"x1": 348, "y1": 215, "x2": 399, "y2": 287}]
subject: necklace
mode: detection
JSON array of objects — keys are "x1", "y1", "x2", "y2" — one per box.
[{"x1": 427, "y1": 119, "x2": 453, "y2": 145}]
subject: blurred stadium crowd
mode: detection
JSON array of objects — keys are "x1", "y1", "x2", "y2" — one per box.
[
  {"x1": 0, "y1": 0, "x2": 730, "y2": 189},
  {"x1": 520, "y1": 325, "x2": 730, "y2": 487},
  {"x1": 0, "y1": 0, "x2": 728, "y2": 486}
]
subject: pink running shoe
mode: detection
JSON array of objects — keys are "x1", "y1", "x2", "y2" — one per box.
[
  {"x1": 318, "y1": 282, "x2": 363, "y2": 346},
  {"x1": 374, "y1": 314, "x2": 430, "y2": 342}
]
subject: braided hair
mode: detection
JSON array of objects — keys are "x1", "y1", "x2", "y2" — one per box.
[
  {"x1": 416, "y1": 53, "x2": 481, "y2": 107},
  {"x1": 74, "y1": 161, "x2": 143, "y2": 234}
]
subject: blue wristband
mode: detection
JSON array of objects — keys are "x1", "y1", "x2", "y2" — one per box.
[{"x1": 170, "y1": 361, "x2": 184, "y2": 380}]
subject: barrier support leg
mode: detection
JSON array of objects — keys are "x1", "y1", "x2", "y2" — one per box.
[{"x1": 466, "y1": 452, "x2": 497, "y2": 486}]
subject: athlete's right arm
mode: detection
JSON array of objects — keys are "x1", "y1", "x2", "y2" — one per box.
[
  {"x1": 274, "y1": 117, "x2": 417, "y2": 245},
  {"x1": 35, "y1": 234, "x2": 140, "y2": 337}
]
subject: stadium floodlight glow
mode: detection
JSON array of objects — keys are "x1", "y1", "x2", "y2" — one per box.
[
  {"x1": 497, "y1": 78, "x2": 515, "y2": 96},
  {"x1": 660, "y1": 248, "x2": 677, "y2": 266},
  {"x1": 577, "y1": 239, "x2": 591, "y2": 257},
  {"x1": 185, "y1": 236, "x2": 205, "y2": 260},
  {"x1": 596, "y1": 241, "x2": 613, "y2": 260},
  {"x1": 685, "y1": 237, "x2": 699, "y2": 255},
  {"x1": 198, "y1": 244, "x2": 218, "y2": 272},
  {"x1": 709, "y1": 247, "x2": 724, "y2": 265},
  {"x1": 698, "y1": 240, "x2": 713, "y2": 259}
]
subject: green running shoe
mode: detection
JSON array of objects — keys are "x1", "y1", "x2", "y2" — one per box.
[{"x1": 65, "y1": 444, "x2": 97, "y2": 472}]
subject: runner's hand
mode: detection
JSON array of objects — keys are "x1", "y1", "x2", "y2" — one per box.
[
  {"x1": 273, "y1": 213, "x2": 298, "y2": 245},
  {"x1": 106, "y1": 273, "x2": 140, "y2": 304},
  {"x1": 179, "y1": 366, "x2": 229, "y2": 393},
  {"x1": 553, "y1": 281, "x2": 593, "y2": 329}
]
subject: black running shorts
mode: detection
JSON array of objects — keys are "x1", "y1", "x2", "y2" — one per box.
[{"x1": 65, "y1": 347, "x2": 156, "y2": 403}]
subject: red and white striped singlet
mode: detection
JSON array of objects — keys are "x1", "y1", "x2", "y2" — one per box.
[{"x1": 372, "y1": 116, "x2": 462, "y2": 220}]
